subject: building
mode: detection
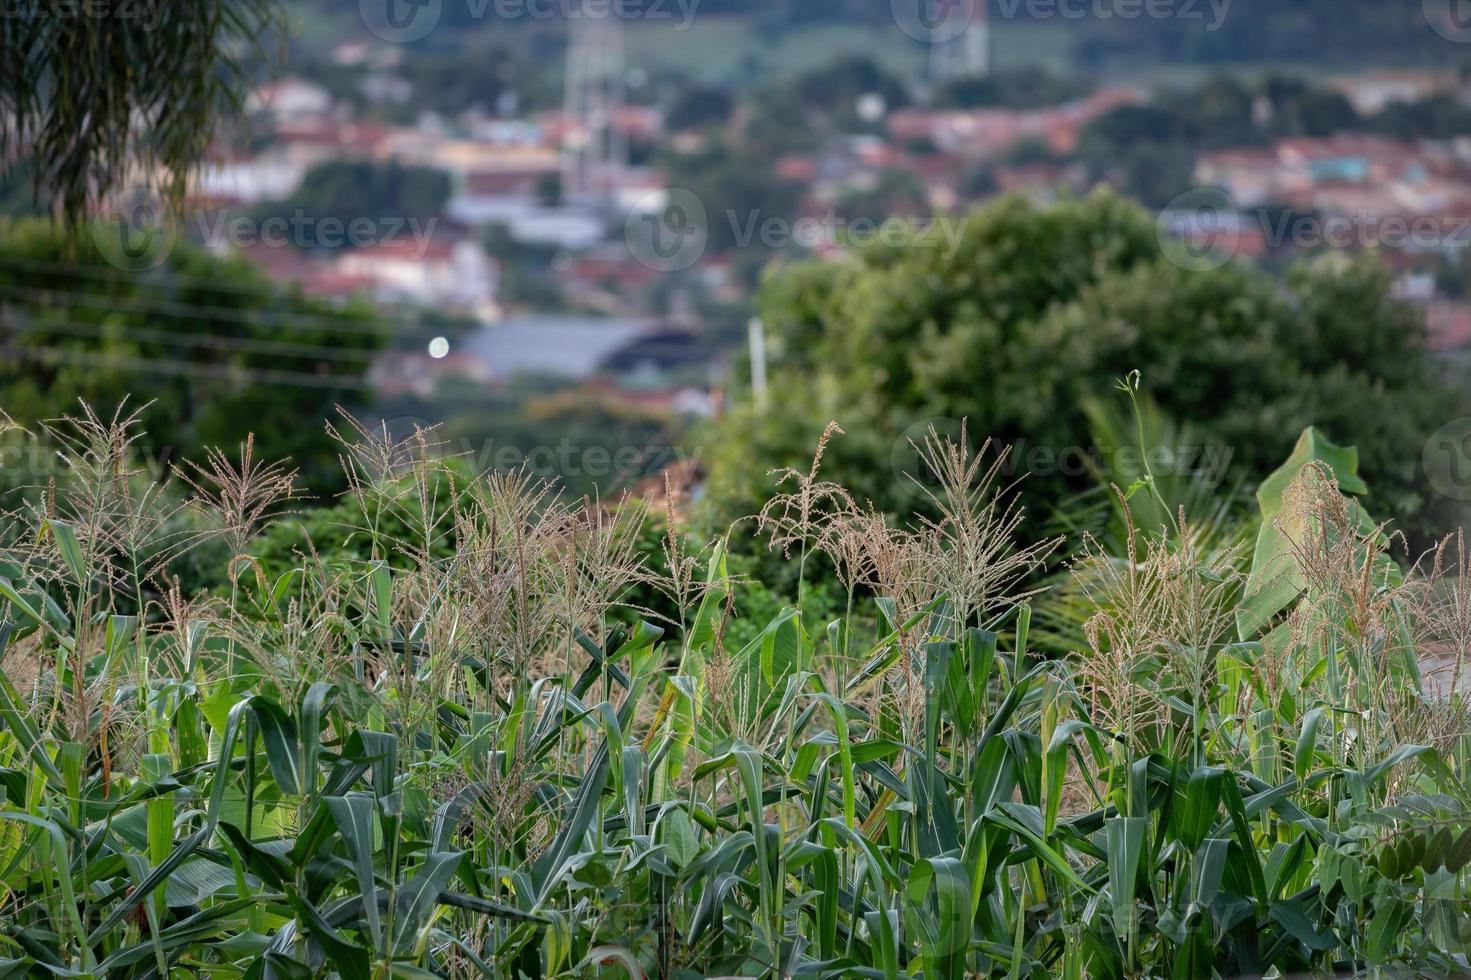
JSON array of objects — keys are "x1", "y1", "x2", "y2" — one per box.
[
  {"x1": 335, "y1": 235, "x2": 501, "y2": 323},
  {"x1": 246, "y1": 79, "x2": 334, "y2": 125},
  {"x1": 1327, "y1": 70, "x2": 1462, "y2": 115}
]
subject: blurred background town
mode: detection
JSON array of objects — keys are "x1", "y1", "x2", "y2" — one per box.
[{"x1": 6, "y1": 0, "x2": 1471, "y2": 502}]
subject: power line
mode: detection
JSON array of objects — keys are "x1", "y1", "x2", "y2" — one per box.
[
  {"x1": 0, "y1": 281, "x2": 727, "y2": 356},
  {"x1": 0, "y1": 315, "x2": 380, "y2": 363},
  {"x1": 10, "y1": 345, "x2": 373, "y2": 391},
  {"x1": 0, "y1": 253, "x2": 417, "y2": 316},
  {"x1": 0, "y1": 254, "x2": 492, "y2": 335},
  {"x1": 0, "y1": 280, "x2": 407, "y2": 339}
]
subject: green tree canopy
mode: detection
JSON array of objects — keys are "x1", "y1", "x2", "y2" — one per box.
[
  {"x1": 0, "y1": 218, "x2": 386, "y2": 492},
  {"x1": 699, "y1": 191, "x2": 1459, "y2": 545},
  {"x1": 249, "y1": 161, "x2": 451, "y2": 249},
  {"x1": 0, "y1": 0, "x2": 280, "y2": 230}
]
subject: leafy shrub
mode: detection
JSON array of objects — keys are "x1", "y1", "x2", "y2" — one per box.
[
  {"x1": 0, "y1": 219, "x2": 388, "y2": 493},
  {"x1": 700, "y1": 191, "x2": 1460, "y2": 550}
]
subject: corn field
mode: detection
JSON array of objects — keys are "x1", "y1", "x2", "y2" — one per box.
[{"x1": 0, "y1": 405, "x2": 1468, "y2": 978}]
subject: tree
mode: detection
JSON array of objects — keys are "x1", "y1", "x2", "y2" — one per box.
[
  {"x1": 793, "y1": 55, "x2": 910, "y2": 118},
  {"x1": 1076, "y1": 106, "x2": 1202, "y2": 205},
  {"x1": 397, "y1": 44, "x2": 556, "y2": 117},
  {"x1": 666, "y1": 84, "x2": 735, "y2": 133},
  {"x1": 739, "y1": 89, "x2": 820, "y2": 158},
  {"x1": 0, "y1": 219, "x2": 386, "y2": 492},
  {"x1": 1370, "y1": 95, "x2": 1471, "y2": 141},
  {"x1": 698, "y1": 191, "x2": 1459, "y2": 546},
  {"x1": 661, "y1": 141, "x2": 805, "y2": 255},
  {"x1": 0, "y1": 0, "x2": 281, "y2": 231},
  {"x1": 1275, "y1": 89, "x2": 1361, "y2": 137},
  {"x1": 833, "y1": 168, "x2": 930, "y2": 223},
  {"x1": 935, "y1": 67, "x2": 1087, "y2": 110},
  {"x1": 249, "y1": 161, "x2": 451, "y2": 249}
]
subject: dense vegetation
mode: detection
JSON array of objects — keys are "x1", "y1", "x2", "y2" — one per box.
[
  {"x1": 0, "y1": 0, "x2": 281, "y2": 228},
  {"x1": 300, "y1": 0, "x2": 1471, "y2": 72},
  {"x1": 704, "y1": 191, "x2": 1458, "y2": 549},
  {"x1": 0, "y1": 400, "x2": 1467, "y2": 977},
  {"x1": 249, "y1": 163, "x2": 452, "y2": 250},
  {"x1": 0, "y1": 220, "x2": 390, "y2": 493}
]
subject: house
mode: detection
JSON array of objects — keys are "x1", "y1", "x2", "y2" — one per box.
[
  {"x1": 457, "y1": 316, "x2": 656, "y2": 381},
  {"x1": 1277, "y1": 135, "x2": 1423, "y2": 185},
  {"x1": 1328, "y1": 70, "x2": 1462, "y2": 115},
  {"x1": 335, "y1": 236, "x2": 501, "y2": 323},
  {"x1": 246, "y1": 79, "x2": 334, "y2": 125},
  {"x1": 272, "y1": 121, "x2": 389, "y2": 168},
  {"x1": 536, "y1": 106, "x2": 665, "y2": 146},
  {"x1": 994, "y1": 161, "x2": 1089, "y2": 204},
  {"x1": 886, "y1": 88, "x2": 1144, "y2": 160},
  {"x1": 331, "y1": 40, "x2": 403, "y2": 70},
  {"x1": 229, "y1": 239, "x2": 378, "y2": 305},
  {"x1": 195, "y1": 149, "x2": 309, "y2": 205},
  {"x1": 1194, "y1": 148, "x2": 1288, "y2": 207},
  {"x1": 1426, "y1": 300, "x2": 1471, "y2": 351}
]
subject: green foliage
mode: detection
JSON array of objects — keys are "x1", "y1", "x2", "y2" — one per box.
[
  {"x1": 399, "y1": 44, "x2": 557, "y2": 117},
  {"x1": 934, "y1": 67, "x2": 1088, "y2": 111},
  {"x1": 792, "y1": 54, "x2": 910, "y2": 125},
  {"x1": 250, "y1": 161, "x2": 451, "y2": 248},
  {"x1": 661, "y1": 139, "x2": 806, "y2": 253},
  {"x1": 665, "y1": 84, "x2": 735, "y2": 133},
  {"x1": 1369, "y1": 95, "x2": 1471, "y2": 141},
  {"x1": 0, "y1": 218, "x2": 387, "y2": 493},
  {"x1": 0, "y1": 0, "x2": 281, "y2": 231},
  {"x1": 0, "y1": 410, "x2": 1467, "y2": 977},
  {"x1": 700, "y1": 191, "x2": 1459, "y2": 549}
]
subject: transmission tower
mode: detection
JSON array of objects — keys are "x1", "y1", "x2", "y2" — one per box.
[
  {"x1": 928, "y1": 0, "x2": 990, "y2": 83},
  {"x1": 561, "y1": 6, "x2": 627, "y2": 206}
]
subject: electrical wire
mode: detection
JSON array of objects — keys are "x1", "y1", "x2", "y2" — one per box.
[
  {"x1": 9, "y1": 344, "x2": 373, "y2": 390},
  {"x1": 0, "y1": 280, "x2": 407, "y2": 339},
  {"x1": 0, "y1": 252, "x2": 413, "y2": 311},
  {"x1": 0, "y1": 282, "x2": 723, "y2": 356},
  {"x1": 0, "y1": 315, "x2": 380, "y2": 363}
]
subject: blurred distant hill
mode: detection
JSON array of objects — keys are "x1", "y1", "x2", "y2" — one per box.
[{"x1": 296, "y1": 0, "x2": 1466, "y2": 83}]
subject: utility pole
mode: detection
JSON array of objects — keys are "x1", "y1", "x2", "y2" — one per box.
[
  {"x1": 928, "y1": 0, "x2": 990, "y2": 83},
  {"x1": 747, "y1": 317, "x2": 768, "y2": 414},
  {"x1": 561, "y1": 3, "x2": 627, "y2": 207}
]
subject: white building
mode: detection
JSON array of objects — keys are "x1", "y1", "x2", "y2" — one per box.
[
  {"x1": 246, "y1": 79, "x2": 334, "y2": 125},
  {"x1": 336, "y1": 238, "x2": 501, "y2": 324}
]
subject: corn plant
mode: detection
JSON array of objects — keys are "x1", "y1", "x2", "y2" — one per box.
[{"x1": 0, "y1": 407, "x2": 1465, "y2": 978}]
